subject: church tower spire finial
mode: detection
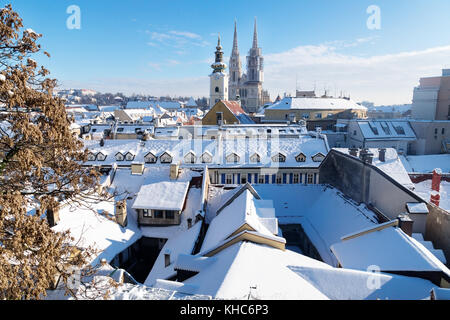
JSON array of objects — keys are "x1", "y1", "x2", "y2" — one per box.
[
  {"x1": 232, "y1": 20, "x2": 239, "y2": 55},
  {"x1": 252, "y1": 17, "x2": 258, "y2": 48}
]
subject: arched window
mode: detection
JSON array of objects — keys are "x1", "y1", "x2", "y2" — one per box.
[{"x1": 215, "y1": 87, "x2": 219, "y2": 93}]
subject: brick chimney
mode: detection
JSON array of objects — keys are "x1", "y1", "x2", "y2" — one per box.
[
  {"x1": 360, "y1": 150, "x2": 374, "y2": 164},
  {"x1": 378, "y1": 148, "x2": 386, "y2": 162},
  {"x1": 430, "y1": 169, "x2": 442, "y2": 207},
  {"x1": 170, "y1": 163, "x2": 180, "y2": 180},
  {"x1": 397, "y1": 214, "x2": 413, "y2": 237},
  {"x1": 349, "y1": 148, "x2": 358, "y2": 157},
  {"x1": 431, "y1": 168, "x2": 442, "y2": 193},
  {"x1": 430, "y1": 190, "x2": 440, "y2": 207},
  {"x1": 115, "y1": 200, "x2": 128, "y2": 227}
]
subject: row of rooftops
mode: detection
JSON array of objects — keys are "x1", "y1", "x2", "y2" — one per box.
[
  {"x1": 83, "y1": 136, "x2": 329, "y2": 167},
  {"x1": 143, "y1": 181, "x2": 449, "y2": 299}
]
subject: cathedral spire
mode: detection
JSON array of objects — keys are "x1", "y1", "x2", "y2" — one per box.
[
  {"x1": 232, "y1": 20, "x2": 239, "y2": 55},
  {"x1": 252, "y1": 17, "x2": 258, "y2": 48}
]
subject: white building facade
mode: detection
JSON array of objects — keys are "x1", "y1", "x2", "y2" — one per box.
[{"x1": 209, "y1": 36, "x2": 229, "y2": 108}]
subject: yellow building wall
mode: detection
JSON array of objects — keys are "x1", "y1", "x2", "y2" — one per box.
[{"x1": 202, "y1": 101, "x2": 240, "y2": 125}]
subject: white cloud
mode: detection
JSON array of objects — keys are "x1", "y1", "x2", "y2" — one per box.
[
  {"x1": 146, "y1": 29, "x2": 210, "y2": 49},
  {"x1": 264, "y1": 42, "x2": 450, "y2": 105},
  {"x1": 62, "y1": 36, "x2": 450, "y2": 105},
  {"x1": 168, "y1": 30, "x2": 202, "y2": 40}
]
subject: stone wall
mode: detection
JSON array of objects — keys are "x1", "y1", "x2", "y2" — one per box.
[
  {"x1": 426, "y1": 204, "x2": 450, "y2": 265},
  {"x1": 319, "y1": 150, "x2": 427, "y2": 233}
]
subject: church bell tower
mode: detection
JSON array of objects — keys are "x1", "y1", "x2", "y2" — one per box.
[{"x1": 209, "y1": 35, "x2": 229, "y2": 108}]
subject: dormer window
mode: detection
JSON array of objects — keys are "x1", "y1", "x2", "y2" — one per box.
[
  {"x1": 226, "y1": 153, "x2": 240, "y2": 164},
  {"x1": 144, "y1": 152, "x2": 157, "y2": 164},
  {"x1": 87, "y1": 152, "x2": 97, "y2": 161},
  {"x1": 115, "y1": 152, "x2": 124, "y2": 161},
  {"x1": 125, "y1": 152, "x2": 135, "y2": 161},
  {"x1": 160, "y1": 152, "x2": 173, "y2": 164},
  {"x1": 312, "y1": 153, "x2": 326, "y2": 162},
  {"x1": 250, "y1": 153, "x2": 261, "y2": 163},
  {"x1": 96, "y1": 152, "x2": 107, "y2": 162},
  {"x1": 272, "y1": 153, "x2": 286, "y2": 163},
  {"x1": 184, "y1": 152, "x2": 197, "y2": 164},
  {"x1": 201, "y1": 152, "x2": 213, "y2": 164},
  {"x1": 296, "y1": 153, "x2": 306, "y2": 163}
]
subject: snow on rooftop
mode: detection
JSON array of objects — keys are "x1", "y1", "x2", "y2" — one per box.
[
  {"x1": 174, "y1": 254, "x2": 218, "y2": 274},
  {"x1": 52, "y1": 197, "x2": 141, "y2": 266},
  {"x1": 186, "y1": 97, "x2": 198, "y2": 107},
  {"x1": 253, "y1": 184, "x2": 379, "y2": 265},
  {"x1": 331, "y1": 227, "x2": 450, "y2": 275},
  {"x1": 140, "y1": 186, "x2": 203, "y2": 240},
  {"x1": 46, "y1": 263, "x2": 212, "y2": 300},
  {"x1": 288, "y1": 265, "x2": 436, "y2": 300},
  {"x1": 406, "y1": 202, "x2": 429, "y2": 214},
  {"x1": 413, "y1": 180, "x2": 450, "y2": 212},
  {"x1": 83, "y1": 136, "x2": 328, "y2": 168},
  {"x1": 357, "y1": 120, "x2": 416, "y2": 140},
  {"x1": 183, "y1": 241, "x2": 332, "y2": 300},
  {"x1": 402, "y1": 154, "x2": 450, "y2": 173},
  {"x1": 132, "y1": 181, "x2": 190, "y2": 211},
  {"x1": 144, "y1": 221, "x2": 203, "y2": 286},
  {"x1": 267, "y1": 97, "x2": 367, "y2": 111},
  {"x1": 126, "y1": 100, "x2": 182, "y2": 110},
  {"x1": 201, "y1": 189, "x2": 277, "y2": 253},
  {"x1": 335, "y1": 148, "x2": 414, "y2": 188}
]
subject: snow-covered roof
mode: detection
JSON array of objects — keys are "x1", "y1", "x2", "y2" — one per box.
[
  {"x1": 266, "y1": 97, "x2": 367, "y2": 111},
  {"x1": 357, "y1": 120, "x2": 416, "y2": 140},
  {"x1": 83, "y1": 136, "x2": 329, "y2": 168},
  {"x1": 46, "y1": 263, "x2": 212, "y2": 300},
  {"x1": 200, "y1": 188, "x2": 278, "y2": 253},
  {"x1": 331, "y1": 226, "x2": 450, "y2": 275},
  {"x1": 51, "y1": 197, "x2": 142, "y2": 266},
  {"x1": 413, "y1": 180, "x2": 450, "y2": 212},
  {"x1": 406, "y1": 202, "x2": 429, "y2": 214},
  {"x1": 402, "y1": 154, "x2": 450, "y2": 173},
  {"x1": 181, "y1": 241, "x2": 331, "y2": 300},
  {"x1": 121, "y1": 106, "x2": 168, "y2": 119},
  {"x1": 174, "y1": 254, "x2": 218, "y2": 273},
  {"x1": 253, "y1": 184, "x2": 379, "y2": 265},
  {"x1": 144, "y1": 221, "x2": 203, "y2": 286},
  {"x1": 99, "y1": 105, "x2": 121, "y2": 112},
  {"x1": 334, "y1": 148, "x2": 414, "y2": 189},
  {"x1": 125, "y1": 100, "x2": 182, "y2": 110},
  {"x1": 288, "y1": 265, "x2": 435, "y2": 300},
  {"x1": 220, "y1": 101, "x2": 254, "y2": 124},
  {"x1": 154, "y1": 127, "x2": 180, "y2": 137},
  {"x1": 132, "y1": 181, "x2": 190, "y2": 211},
  {"x1": 185, "y1": 97, "x2": 197, "y2": 107}
]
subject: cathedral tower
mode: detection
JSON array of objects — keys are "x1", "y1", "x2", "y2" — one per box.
[
  {"x1": 228, "y1": 20, "x2": 242, "y2": 100},
  {"x1": 246, "y1": 18, "x2": 264, "y2": 83},
  {"x1": 209, "y1": 35, "x2": 229, "y2": 108}
]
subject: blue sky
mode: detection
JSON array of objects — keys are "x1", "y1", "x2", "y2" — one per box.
[{"x1": 8, "y1": 0, "x2": 450, "y2": 104}]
